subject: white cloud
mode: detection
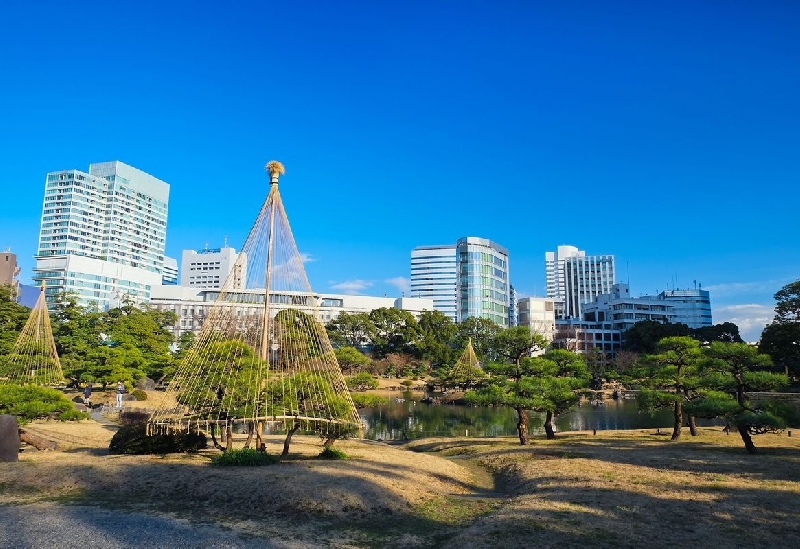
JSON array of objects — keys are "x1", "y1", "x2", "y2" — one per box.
[
  {"x1": 298, "y1": 252, "x2": 315, "y2": 264},
  {"x1": 385, "y1": 276, "x2": 411, "y2": 294},
  {"x1": 713, "y1": 303, "x2": 774, "y2": 343},
  {"x1": 329, "y1": 279, "x2": 373, "y2": 295},
  {"x1": 704, "y1": 279, "x2": 789, "y2": 299}
]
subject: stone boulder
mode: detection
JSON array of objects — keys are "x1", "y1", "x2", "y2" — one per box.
[
  {"x1": 0, "y1": 414, "x2": 20, "y2": 462},
  {"x1": 135, "y1": 377, "x2": 157, "y2": 391}
]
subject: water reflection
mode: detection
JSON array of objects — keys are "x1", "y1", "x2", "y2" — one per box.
[{"x1": 359, "y1": 392, "x2": 717, "y2": 440}]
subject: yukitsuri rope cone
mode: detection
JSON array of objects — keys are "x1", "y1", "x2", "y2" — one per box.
[
  {"x1": 147, "y1": 161, "x2": 361, "y2": 449},
  {"x1": 448, "y1": 338, "x2": 486, "y2": 389},
  {"x1": 2, "y1": 283, "x2": 65, "y2": 386}
]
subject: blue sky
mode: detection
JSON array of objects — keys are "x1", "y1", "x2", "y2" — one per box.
[{"x1": 1, "y1": 1, "x2": 798, "y2": 342}]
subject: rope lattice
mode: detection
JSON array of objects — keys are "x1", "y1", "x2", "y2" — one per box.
[
  {"x1": 2, "y1": 287, "x2": 65, "y2": 386},
  {"x1": 448, "y1": 338, "x2": 485, "y2": 388},
  {"x1": 148, "y1": 162, "x2": 361, "y2": 438}
]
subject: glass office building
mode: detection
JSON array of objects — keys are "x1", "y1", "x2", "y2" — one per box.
[{"x1": 456, "y1": 237, "x2": 510, "y2": 326}]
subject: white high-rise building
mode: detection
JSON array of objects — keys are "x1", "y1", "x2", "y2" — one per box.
[
  {"x1": 410, "y1": 245, "x2": 457, "y2": 321},
  {"x1": 545, "y1": 245, "x2": 615, "y2": 319},
  {"x1": 33, "y1": 161, "x2": 169, "y2": 309},
  {"x1": 180, "y1": 246, "x2": 244, "y2": 289}
]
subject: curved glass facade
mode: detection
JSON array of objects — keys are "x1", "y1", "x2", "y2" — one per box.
[{"x1": 456, "y1": 237, "x2": 509, "y2": 326}]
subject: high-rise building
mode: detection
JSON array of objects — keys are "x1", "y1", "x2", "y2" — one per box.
[
  {"x1": 33, "y1": 161, "x2": 169, "y2": 309},
  {"x1": 546, "y1": 245, "x2": 615, "y2": 319},
  {"x1": 457, "y1": 237, "x2": 510, "y2": 326},
  {"x1": 1, "y1": 250, "x2": 20, "y2": 293},
  {"x1": 180, "y1": 245, "x2": 244, "y2": 290},
  {"x1": 410, "y1": 244, "x2": 457, "y2": 321},
  {"x1": 508, "y1": 284, "x2": 518, "y2": 327}
]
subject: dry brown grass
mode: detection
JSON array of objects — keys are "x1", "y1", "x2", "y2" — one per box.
[{"x1": 3, "y1": 422, "x2": 799, "y2": 548}]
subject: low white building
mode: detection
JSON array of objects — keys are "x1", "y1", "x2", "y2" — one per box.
[
  {"x1": 148, "y1": 285, "x2": 434, "y2": 339},
  {"x1": 180, "y1": 246, "x2": 244, "y2": 290},
  {"x1": 517, "y1": 296, "x2": 557, "y2": 345}
]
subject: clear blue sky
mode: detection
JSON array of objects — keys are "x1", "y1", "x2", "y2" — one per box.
[{"x1": 1, "y1": 1, "x2": 798, "y2": 342}]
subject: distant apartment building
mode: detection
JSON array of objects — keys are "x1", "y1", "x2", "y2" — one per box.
[
  {"x1": 411, "y1": 238, "x2": 510, "y2": 327},
  {"x1": 162, "y1": 256, "x2": 178, "y2": 285},
  {"x1": 517, "y1": 296, "x2": 556, "y2": 344},
  {"x1": 554, "y1": 319, "x2": 622, "y2": 358},
  {"x1": 149, "y1": 285, "x2": 434, "y2": 339},
  {"x1": 545, "y1": 245, "x2": 615, "y2": 319},
  {"x1": 33, "y1": 161, "x2": 169, "y2": 310},
  {"x1": 1, "y1": 251, "x2": 20, "y2": 297},
  {"x1": 180, "y1": 245, "x2": 244, "y2": 289}
]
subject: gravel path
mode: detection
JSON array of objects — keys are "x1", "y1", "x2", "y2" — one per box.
[{"x1": 0, "y1": 503, "x2": 299, "y2": 549}]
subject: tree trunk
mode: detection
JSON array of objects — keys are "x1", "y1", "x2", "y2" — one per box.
[
  {"x1": 209, "y1": 424, "x2": 224, "y2": 451},
  {"x1": 243, "y1": 421, "x2": 254, "y2": 449},
  {"x1": 671, "y1": 400, "x2": 682, "y2": 440},
  {"x1": 688, "y1": 415, "x2": 698, "y2": 436},
  {"x1": 282, "y1": 421, "x2": 301, "y2": 456},
  {"x1": 256, "y1": 421, "x2": 264, "y2": 452},
  {"x1": 516, "y1": 407, "x2": 529, "y2": 445},
  {"x1": 544, "y1": 410, "x2": 556, "y2": 440},
  {"x1": 225, "y1": 423, "x2": 233, "y2": 451},
  {"x1": 738, "y1": 424, "x2": 757, "y2": 454},
  {"x1": 18, "y1": 429, "x2": 58, "y2": 451},
  {"x1": 323, "y1": 436, "x2": 336, "y2": 449}
]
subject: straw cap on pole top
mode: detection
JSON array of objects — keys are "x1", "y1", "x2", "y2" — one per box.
[{"x1": 265, "y1": 161, "x2": 285, "y2": 184}]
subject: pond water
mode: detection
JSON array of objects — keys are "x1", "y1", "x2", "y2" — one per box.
[{"x1": 359, "y1": 393, "x2": 723, "y2": 440}]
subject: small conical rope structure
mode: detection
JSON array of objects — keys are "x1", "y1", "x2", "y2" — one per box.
[
  {"x1": 449, "y1": 338, "x2": 485, "y2": 388},
  {"x1": 148, "y1": 161, "x2": 361, "y2": 441},
  {"x1": 3, "y1": 284, "x2": 65, "y2": 386}
]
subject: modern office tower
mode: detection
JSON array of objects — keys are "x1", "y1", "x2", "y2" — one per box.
[
  {"x1": 457, "y1": 237, "x2": 510, "y2": 326},
  {"x1": 180, "y1": 245, "x2": 244, "y2": 290},
  {"x1": 410, "y1": 244, "x2": 457, "y2": 321},
  {"x1": 1, "y1": 250, "x2": 20, "y2": 290},
  {"x1": 508, "y1": 284, "x2": 518, "y2": 327},
  {"x1": 162, "y1": 256, "x2": 178, "y2": 285},
  {"x1": 33, "y1": 161, "x2": 169, "y2": 309},
  {"x1": 545, "y1": 245, "x2": 615, "y2": 319},
  {"x1": 651, "y1": 287, "x2": 712, "y2": 328}
]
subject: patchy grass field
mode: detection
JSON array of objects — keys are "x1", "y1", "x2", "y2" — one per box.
[{"x1": 3, "y1": 422, "x2": 799, "y2": 548}]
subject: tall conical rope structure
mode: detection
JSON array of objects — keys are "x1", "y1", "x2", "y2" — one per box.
[
  {"x1": 148, "y1": 162, "x2": 362, "y2": 443},
  {"x1": 2, "y1": 282, "x2": 65, "y2": 386}
]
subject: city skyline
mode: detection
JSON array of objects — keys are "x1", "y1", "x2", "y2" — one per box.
[{"x1": 1, "y1": 1, "x2": 798, "y2": 343}]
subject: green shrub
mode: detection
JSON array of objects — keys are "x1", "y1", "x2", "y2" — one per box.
[
  {"x1": 346, "y1": 371, "x2": 379, "y2": 391},
  {"x1": 211, "y1": 448, "x2": 279, "y2": 466},
  {"x1": 319, "y1": 447, "x2": 348, "y2": 460},
  {"x1": 0, "y1": 384, "x2": 90, "y2": 424},
  {"x1": 109, "y1": 424, "x2": 207, "y2": 454},
  {"x1": 119, "y1": 409, "x2": 150, "y2": 426},
  {"x1": 131, "y1": 389, "x2": 147, "y2": 401},
  {"x1": 350, "y1": 393, "x2": 389, "y2": 408}
]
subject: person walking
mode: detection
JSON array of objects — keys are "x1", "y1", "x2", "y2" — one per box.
[
  {"x1": 83, "y1": 382, "x2": 93, "y2": 408},
  {"x1": 116, "y1": 381, "x2": 126, "y2": 408}
]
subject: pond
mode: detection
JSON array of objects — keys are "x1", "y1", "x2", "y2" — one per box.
[{"x1": 359, "y1": 393, "x2": 724, "y2": 440}]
